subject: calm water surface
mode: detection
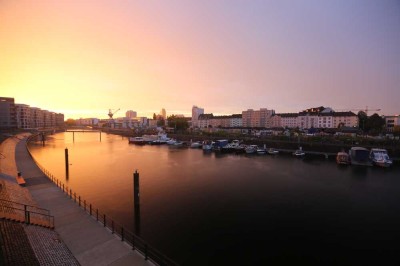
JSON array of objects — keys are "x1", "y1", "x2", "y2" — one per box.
[{"x1": 29, "y1": 132, "x2": 400, "y2": 265}]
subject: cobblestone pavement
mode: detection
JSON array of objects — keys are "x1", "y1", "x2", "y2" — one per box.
[
  {"x1": 24, "y1": 224, "x2": 80, "y2": 266},
  {"x1": 0, "y1": 220, "x2": 40, "y2": 265}
]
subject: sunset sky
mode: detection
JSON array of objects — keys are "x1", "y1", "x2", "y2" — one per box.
[{"x1": 1, "y1": 0, "x2": 399, "y2": 119}]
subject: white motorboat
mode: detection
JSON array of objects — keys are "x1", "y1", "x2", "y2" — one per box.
[
  {"x1": 202, "y1": 140, "x2": 213, "y2": 151},
  {"x1": 267, "y1": 148, "x2": 279, "y2": 155},
  {"x1": 245, "y1": 145, "x2": 258, "y2": 154},
  {"x1": 256, "y1": 145, "x2": 267, "y2": 155},
  {"x1": 369, "y1": 148, "x2": 392, "y2": 167},
  {"x1": 166, "y1": 139, "x2": 177, "y2": 145},
  {"x1": 173, "y1": 141, "x2": 184, "y2": 147},
  {"x1": 293, "y1": 147, "x2": 305, "y2": 157},
  {"x1": 190, "y1": 141, "x2": 202, "y2": 149}
]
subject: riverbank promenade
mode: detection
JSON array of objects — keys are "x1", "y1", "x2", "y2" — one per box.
[{"x1": 1, "y1": 133, "x2": 154, "y2": 266}]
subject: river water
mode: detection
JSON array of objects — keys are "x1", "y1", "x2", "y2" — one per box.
[{"x1": 28, "y1": 132, "x2": 400, "y2": 265}]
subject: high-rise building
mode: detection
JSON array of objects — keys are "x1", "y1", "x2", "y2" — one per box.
[
  {"x1": 126, "y1": 110, "x2": 137, "y2": 118},
  {"x1": 0, "y1": 97, "x2": 17, "y2": 129},
  {"x1": 161, "y1": 108, "x2": 166, "y2": 119},
  {"x1": 192, "y1": 105, "x2": 204, "y2": 128},
  {"x1": 15, "y1": 104, "x2": 31, "y2": 129}
]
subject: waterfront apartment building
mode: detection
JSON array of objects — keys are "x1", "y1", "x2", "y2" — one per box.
[
  {"x1": 384, "y1": 115, "x2": 400, "y2": 132},
  {"x1": 76, "y1": 118, "x2": 99, "y2": 126},
  {"x1": 0, "y1": 97, "x2": 17, "y2": 129},
  {"x1": 192, "y1": 105, "x2": 204, "y2": 128},
  {"x1": 242, "y1": 108, "x2": 275, "y2": 128},
  {"x1": 271, "y1": 113, "x2": 299, "y2": 128},
  {"x1": 298, "y1": 106, "x2": 325, "y2": 129},
  {"x1": 229, "y1": 114, "x2": 243, "y2": 127},
  {"x1": 270, "y1": 108, "x2": 358, "y2": 130},
  {"x1": 0, "y1": 97, "x2": 64, "y2": 129},
  {"x1": 197, "y1": 114, "x2": 242, "y2": 128},
  {"x1": 332, "y1": 112, "x2": 358, "y2": 128},
  {"x1": 15, "y1": 104, "x2": 31, "y2": 129}
]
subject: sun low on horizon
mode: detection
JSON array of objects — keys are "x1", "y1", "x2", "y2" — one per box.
[{"x1": 1, "y1": 0, "x2": 399, "y2": 119}]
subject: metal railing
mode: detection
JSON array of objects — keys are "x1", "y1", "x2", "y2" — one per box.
[
  {"x1": 0, "y1": 199, "x2": 54, "y2": 228},
  {"x1": 26, "y1": 134, "x2": 179, "y2": 266}
]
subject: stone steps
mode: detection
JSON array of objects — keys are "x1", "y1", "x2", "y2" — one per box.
[{"x1": 0, "y1": 180, "x2": 54, "y2": 228}]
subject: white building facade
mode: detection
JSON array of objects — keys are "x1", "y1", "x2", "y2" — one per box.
[{"x1": 192, "y1": 105, "x2": 204, "y2": 128}]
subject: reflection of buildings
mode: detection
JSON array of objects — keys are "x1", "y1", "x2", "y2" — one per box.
[{"x1": 0, "y1": 97, "x2": 64, "y2": 129}]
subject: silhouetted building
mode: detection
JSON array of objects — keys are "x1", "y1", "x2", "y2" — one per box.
[
  {"x1": 126, "y1": 110, "x2": 137, "y2": 118},
  {"x1": 0, "y1": 97, "x2": 17, "y2": 129}
]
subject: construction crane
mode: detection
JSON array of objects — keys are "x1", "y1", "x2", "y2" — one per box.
[
  {"x1": 108, "y1": 108, "x2": 120, "y2": 119},
  {"x1": 335, "y1": 106, "x2": 381, "y2": 116}
]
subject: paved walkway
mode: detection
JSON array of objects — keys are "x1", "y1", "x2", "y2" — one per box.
[{"x1": 5, "y1": 134, "x2": 154, "y2": 266}]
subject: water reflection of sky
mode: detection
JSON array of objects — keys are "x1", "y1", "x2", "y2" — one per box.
[{"x1": 29, "y1": 132, "x2": 400, "y2": 265}]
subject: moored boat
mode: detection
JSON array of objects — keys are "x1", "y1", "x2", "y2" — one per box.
[
  {"x1": 202, "y1": 140, "x2": 213, "y2": 151},
  {"x1": 190, "y1": 141, "x2": 202, "y2": 149},
  {"x1": 221, "y1": 140, "x2": 241, "y2": 153},
  {"x1": 128, "y1": 137, "x2": 146, "y2": 145},
  {"x1": 349, "y1": 147, "x2": 372, "y2": 166},
  {"x1": 166, "y1": 139, "x2": 177, "y2": 145},
  {"x1": 369, "y1": 148, "x2": 392, "y2": 167},
  {"x1": 256, "y1": 145, "x2": 267, "y2": 155},
  {"x1": 293, "y1": 147, "x2": 305, "y2": 157},
  {"x1": 245, "y1": 145, "x2": 258, "y2": 154},
  {"x1": 267, "y1": 148, "x2": 279, "y2": 155},
  {"x1": 149, "y1": 139, "x2": 167, "y2": 145},
  {"x1": 173, "y1": 141, "x2": 185, "y2": 147},
  {"x1": 336, "y1": 151, "x2": 350, "y2": 165},
  {"x1": 212, "y1": 140, "x2": 229, "y2": 151}
]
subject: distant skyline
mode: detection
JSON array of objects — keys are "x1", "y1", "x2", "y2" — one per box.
[{"x1": 1, "y1": 0, "x2": 399, "y2": 119}]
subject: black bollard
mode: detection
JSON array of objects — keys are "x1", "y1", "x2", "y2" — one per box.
[
  {"x1": 65, "y1": 148, "x2": 69, "y2": 178},
  {"x1": 134, "y1": 170, "x2": 140, "y2": 206},
  {"x1": 100, "y1": 131, "x2": 102, "y2": 142},
  {"x1": 133, "y1": 170, "x2": 141, "y2": 235}
]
